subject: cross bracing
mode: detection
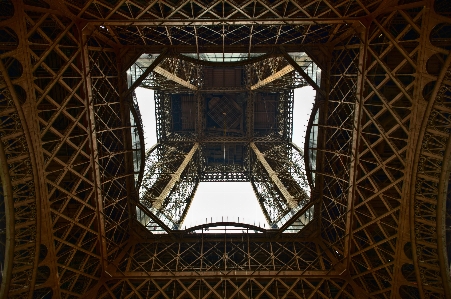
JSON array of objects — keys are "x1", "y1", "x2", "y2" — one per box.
[
  {"x1": 134, "y1": 53, "x2": 312, "y2": 229},
  {"x1": 0, "y1": 0, "x2": 449, "y2": 299}
]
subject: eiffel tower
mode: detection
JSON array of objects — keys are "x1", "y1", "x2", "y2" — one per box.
[{"x1": 0, "y1": 0, "x2": 450, "y2": 298}]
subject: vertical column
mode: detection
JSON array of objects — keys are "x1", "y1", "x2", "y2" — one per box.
[
  {"x1": 344, "y1": 25, "x2": 368, "y2": 267},
  {"x1": 196, "y1": 91, "x2": 203, "y2": 137},
  {"x1": 80, "y1": 27, "x2": 108, "y2": 269},
  {"x1": 117, "y1": 51, "x2": 138, "y2": 225}
]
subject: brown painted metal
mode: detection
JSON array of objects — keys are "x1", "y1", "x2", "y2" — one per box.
[
  {"x1": 0, "y1": 0, "x2": 450, "y2": 298},
  {"x1": 250, "y1": 142, "x2": 297, "y2": 209}
]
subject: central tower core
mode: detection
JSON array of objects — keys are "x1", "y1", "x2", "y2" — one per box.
[{"x1": 131, "y1": 51, "x2": 319, "y2": 231}]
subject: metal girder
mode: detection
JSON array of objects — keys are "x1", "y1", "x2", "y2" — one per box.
[
  {"x1": 409, "y1": 33, "x2": 451, "y2": 299},
  {"x1": 385, "y1": 5, "x2": 435, "y2": 297},
  {"x1": 250, "y1": 142, "x2": 297, "y2": 209},
  {"x1": 280, "y1": 48, "x2": 326, "y2": 97},
  {"x1": 123, "y1": 48, "x2": 168, "y2": 98},
  {"x1": 153, "y1": 66, "x2": 198, "y2": 90},
  {"x1": 115, "y1": 270, "x2": 341, "y2": 278},
  {"x1": 88, "y1": 19, "x2": 359, "y2": 26},
  {"x1": 344, "y1": 26, "x2": 367, "y2": 270},
  {"x1": 0, "y1": 127, "x2": 14, "y2": 299},
  {"x1": 153, "y1": 143, "x2": 199, "y2": 209},
  {"x1": 250, "y1": 64, "x2": 294, "y2": 90},
  {"x1": 0, "y1": 5, "x2": 63, "y2": 296},
  {"x1": 2, "y1": 1, "x2": 451, "y2": 299},
  {"x1": 81, "y1": 28, "x2": 109, "y2": 271},
  {"x1": 96, "y1": 277, "x2": 354, "y2": 299}
]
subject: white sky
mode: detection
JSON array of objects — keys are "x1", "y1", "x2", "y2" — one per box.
[
  {"x1": 135, "y1": 88, "x2": 157, "y2": 148},
  {"x1": 182, "y1": 182, "x2": 267, "y2": 229},
  {"x1": 135, "y1": 85, "x2": 316, "y2": 229}
]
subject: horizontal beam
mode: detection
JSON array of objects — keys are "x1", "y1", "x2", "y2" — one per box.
[
  {"x1": 90, "y1": 18, "x2": 359, "y2": 26},
  {"x1": 153, "y1": 66, "x2": 198, "y2": 90},
  {"x1": 157, "y1": 137, "x2": 291, "y2": 143},
  {"x1": 120, "y1": 44, "x2": 329, "y2": 55},
  {"x1": 251, "y1": 65, "x2": 294, "y2": 90},
  {"x1": 114, "y1": 270, "x2": 342, "y2": 279}
]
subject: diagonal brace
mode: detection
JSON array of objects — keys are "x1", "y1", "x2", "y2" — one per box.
[
  {"x1": 153, "y1": 143, "x2": 199, "y2": 209},
  {"x1": 280, "y1": 47, "x2": 326, "y2": 97},
  {"x1": 250, "y1": 142, "x2": 297, "y2": 209},
  {"x1": 122, "y1": 48, "x2": 168, "y2": 99},
  {"x1": 251, "y1": 64, "x2": 295, "y2": 90},
  {"x1": 153, "y1": 66, "x2": 198, "y2": 90}
]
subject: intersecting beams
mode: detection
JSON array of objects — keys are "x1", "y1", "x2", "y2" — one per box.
[
  {"x1": 153, "y1": 66, "x2": 198, "y2": 91},
  {"x1": 96, "y1": 277, "x2": 355, "y2": 299},
  {"x1": 2, "y1": 0, "x2": 451, "y2": 298},
  {"x1": 140, "y1": 143, "x2": 200, "y2": 228},
  {"x1": 0, "y1": 71, "x2": 38, "y2": 297},
  {"x1": 250, "y1": 65, "x2": 295, "y2": 90},
  {"x1": 152, "y1": 143, "x2": 198, "y2": 209},
  {"x1": 251, "y1": 142, "x2": 297, "y2": 209},
  {"x1": 0, "y1": 138, "x2": 13, "y2": 299},
  {"x1": 411, "y1": 46, "x2": 451, "y2": 298},
  {"x1": 250, "y1": 142, "x2": 310, "y2": 227},
  {"x1": 65, "y1": 0, "x2": 374, "y2": 54}
]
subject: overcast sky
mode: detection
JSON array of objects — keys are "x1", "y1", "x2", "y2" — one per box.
[{"x1": 135, "y1": 86, "x2": 316, "y2": 229}]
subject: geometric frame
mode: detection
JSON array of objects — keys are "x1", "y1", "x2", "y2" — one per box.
[{"x1": 0, "y1": 1, "x2": 450, "y2": 298}]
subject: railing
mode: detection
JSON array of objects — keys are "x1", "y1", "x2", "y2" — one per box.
[{"x1": 136, "y1": 199, "x2": 315, "y2": 235}]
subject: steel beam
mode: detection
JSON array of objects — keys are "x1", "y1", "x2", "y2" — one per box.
[
  {"x1": 81, "y1": 28, "x2": 109, "y2": 269},
  {"x1": 0, "y1": 111, "x2": 14, "y2": 299},
  {"x1": 344, "y1": 26, "x2": 367, "y2": 269},
  {"x1": 89, "y1": 18, "x2": 359, "y2": 26},
  {"x1": 409, "y1": 32, "x2": 451, "y2": 299},
  {"x1": 153, "y1": 143, "x2": 199, "y2": 209},
  {"x1": 250, "y1": 64, "x2": 294, "y2": 90},
  {"x1": 123, "y1": 48, "x2": 168, "y2": 98},
  {"x1": 250, "y1": 142, "x2": 296, "y2": 209},
  {"x1": 280, "y1": 48, "x2": 326, "y2": 97},
  {"x1": 115, "y1": 270, "x2": 342, "y2": 279},
  {"x1": 153, "y1": 66, "x2": 198, "y2": 90}
]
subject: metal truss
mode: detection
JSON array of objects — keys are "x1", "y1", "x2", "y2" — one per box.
[
  {"x1": 98, "y1": 234, "x2": 350, "y2": 298},
  {"x1": 250, "y1": 142, "x2": 310, "y2": 226},
  {"x1": 0, "y1": 60, "x2": 40, "y2": 297},
  {"x1": 411, "y1": 49, "x2": 451, "y2": 298},
  {"x1": 136, "y1": 57, "x2": 202, "y2": 92},
  {"x1": 140, "y1": 142, "x2": 199, "y2": 229},
  {"x1": 198, "y1": 143, "x2": 250, "y2": 182},
  {"x1": 151, "y1": 55, "x2": 297, "y2": 142},
  {"x1": 0, "y1": 0, "x2": 450, "y2": 299},
  {"x1": 63, "y1": 0, "x2": 373, "y2": 54},
  {"x1": 116, "y1": 235, "x2": 334, "y2": 274}
]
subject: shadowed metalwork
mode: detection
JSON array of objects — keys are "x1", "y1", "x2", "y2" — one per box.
[{"x1": 0, "y1": 1, "x2": 449, "y2": 298}]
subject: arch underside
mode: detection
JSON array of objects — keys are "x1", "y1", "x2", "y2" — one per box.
[{"x1": 0, "y1": 0, "x2": 450, "y2": 298}]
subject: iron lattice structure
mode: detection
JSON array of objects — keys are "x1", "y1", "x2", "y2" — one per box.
[{"x1": 0, "y1": 0, "x2": 449, "y2": 299}]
